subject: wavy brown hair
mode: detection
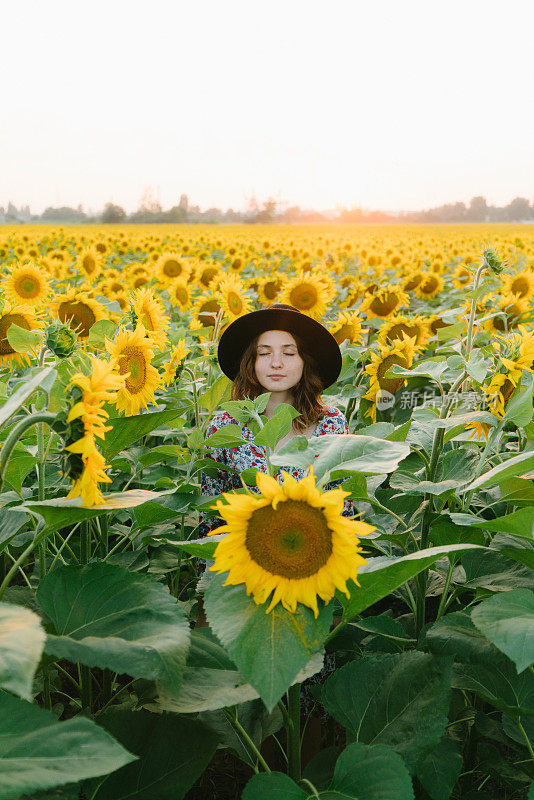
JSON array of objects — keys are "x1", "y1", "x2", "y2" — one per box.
[{"x1": 231, "y1": 331, "x2": 327, "y2": 432}]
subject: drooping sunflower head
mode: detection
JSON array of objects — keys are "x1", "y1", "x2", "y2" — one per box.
[
  {"x1": 209, "y1": 470, "x2": 373, "y2": 617},
  {"x1": 360, "y1": 284, "x2": 410, "y2": 319},
  {"x1": 161, "y1": 340, "x2": 190, "y2": 386},
  {"x1": 0, "y1": 301, "x2": 42, "y2": 367},
  {"x1": 3, "y1": 260, "x2": 50, "y2": 306},
  {"x1": 327, "y1": 311, "x2": 365, "y2": 345},
  {"x1": 378, "y1": 314, "x2": 431, "y2": 350},
  {"x1": 278, "y1": 271, "x2": 334, "y2": 319},
  {"x1": 156, "y1": 252, "x2": 191, "y2": 283},
  {"x1": 401, "y1": 271, "x2": 424, "y2": 292},
  {"x1": 258, "y1": 275, "x2": 283, "y2": 304},
  {"x1": 415, "y1": 272, "x2": 443, "y2": 300},
  {"x1": 130, "y1": 286, "x2": 170, "y2": 349},
  {"x1": 192, "y1": 294, "x2": 222, "y2": 328},
  {"x1": 106, "y1": 324, "x2": 162, "y2": 416},
  {"x1": 503, "y1": 269, "x2": 534, "y2": 301},
  {"x1": 486, "y1": 294, "x2": 530, "y2": 335},
  {"x1": 484, "y1": 372, "x2": 519, "y2": 418},
  {"x1": 217, "y1": 273, "x2": 252, "y2": 321},
  {"x1": 50, "y1": 290, "x2": 108, "y2": 339}
]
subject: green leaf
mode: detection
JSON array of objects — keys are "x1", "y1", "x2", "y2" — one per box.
[
  {"x1": 87, "y1": 319, "x2": 117, "y2": 350},
  {"x1": 328, "y1": 742, "x2": 414, "y2": 799},
  {"x1": 242, "y1": 773, "x2": 306, "y2": 800},
  {"x1": 132, "y1": 501, "x2": 180, "y2": 530},
  {"x1": 203, "y1": 571, "x2": 333, "y2": 711},
  {"x1": 0, "y1": 603, "x2": 45, "y2": 700},
  {"x1": 340, "y1": 544, "x2": 484, "y2": 621},
  {"x1": 102, "y1": 410, "x2": 186, "y2": 460},
  {"x1": 0, "y1": 692, "x2": 135, "y2": 800},
  {"x1": 200, "y1": 700, "x2": 283, "y2": 768},
  {"x1": 255, "y1": 404, "x2": 300, "y2": 450},
  {"x1": 453, "y1": 658, "x2": 534, "y2": 715},
  {"x1": 6, "y1": 323, "x2": 42, "y2": 353},
  {"x1": 3, "y1": 454, "x2": 39, "y2": 495},
  {"x1": 462, "y1": 450, "x2": 534, "y2": 493},
  {"x1": 416, "y1": 739, "x2": 462, "y2": 800},
  {"x1": 321, "y1": 652, "x2": 452, "y2": 773},
  {"x1": 449, "y1": 508, "x2": 534, "y2": 540},
  {"x1": 22, "y1": 489, "x2": 160, "y2": 531},
  {"x1": 0, "y1": 367, "x2": 56, "y2": 428},
  {"x1": 93, "y1": 711, "x2": 218, "y2": 800},
  {"x1": 173, "y1": 533, "x2": 224, "y2": 559},
  {"x1": 423, "y1": 611, "x2": 499, "y2": 664},
  {"x1": 504, "y1": 375, "x2": 534, "y2": 427},
  {"x1": 37, "y1": 563, "x2": 190, "y2": 695},
  {"x1": 197, "y1": 373, "x2": 232, "y2": 414},
  {"x1": 137, "y1": 444, "x2": 189, "y2": 467},
  {"x1": 203, "y1": 423, "x2": 248, "y2": 448},
  {"x1": 271, "y1": 434, "x2": 410, "y2": 482},
  {"x1": 388, "y1": 361, "x2": 447, "y2": 382},
  {"x1": 0, "y1": 509, "x2": 29, "y2": 551},
  {"x1": 471, "y1": 589, "x2": 534, "y2": 673}
]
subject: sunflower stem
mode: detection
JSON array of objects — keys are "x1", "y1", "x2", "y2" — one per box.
[
  {"x1": 223, "y1": 708, "x2": 271, "y2": 773},
  {"x1": 0, "y1": 412, "x2": 56, "y2": 495},
  {"x1": 79, "y1": 520, "x2": 93, "y2": 712},
  {"x1": 286, "y1": 683, "x2": 302, "y2": 782}
]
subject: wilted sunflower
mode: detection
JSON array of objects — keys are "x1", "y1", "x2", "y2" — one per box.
[
  {"x1": 485, "y1": 295, "x2": 530, "y2": 335},
  {"x1": 360, "y1": 285, "x2": 409, "y2": 320},
  {"x1": 402, "y1": 270, "x2": 424, "y2": 292},
  {"x1": 378, "y1": 314, "x2": 431, "y2": 350},
  {"x1": 415, "y1": 272, "x2": 443, "y2": 300},
  {"x1": 503, "y1": 269, "x2": 534, "y2": 301},
  {"x1": 279, "y1": 272, "x2": 334, "y2": 319},
  {"x1": 327, "y1": 311, "x2": 365, "y2": 345},
  {"x1": 161, "y1": 340, "x2": 190, "y2": 386},
  {"x1": 106, "y1": 324, "x2": 162, "y2": 416},
  {"x1": 77, "y1": 247, "x2": 104, "y2": 281},
  {"x1": 209, "y1": 469, "x2": 373, "y2": 617},
  {"x1": 130, "y1": 286, "x2": 170, "y2": 349},
  {"x1": 0, "y1": 302, "x2": 42, "y2": 367},
  {"x1": 50, "y1": 290, "x2": 108, "y2": 338},
  {"x1": 156, "y1": 252, "x2": 191, "y2": 283},
  {"x1": 364, "y1": 336, "x2": 416, "y2": 421},
  {"x1": 3, "y1": 261, "x2": 50, "y2": 306},
  {"x1": 217, "y1": 273, "x2": 252, "y2": 321}
]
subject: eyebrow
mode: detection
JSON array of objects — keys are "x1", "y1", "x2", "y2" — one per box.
[{"x1": 257, "y1": 343, "x2": 297, "y2": 349}]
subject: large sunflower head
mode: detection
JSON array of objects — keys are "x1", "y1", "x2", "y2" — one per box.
[
  {"x1": 77, "y1": 247, "x2": 104, "y2": 281},
  {"x1": 327, "y1": 311, "x2": 365, "y2": 345},
  {"x1": 364, "y1": 336, "x2": 416, "y2": 419},
  {"x1": 209, "y1": 469, "x2": 373, "y2": 617},
  {"x1": 50, "y1": 290, "x2": 108, "y2": 338},
  {"x1": 216, "y1": 273, "x2": 252, "y2": 321},
  {"x1": 130, "y1": 286, "x2": 170, "y2": 349},
  {"x1": 402, "y1": 270, "x2": 424, "y2": 292},
  {"x1": 192, "y1": 295, "x2": 222, "y2": 328},
  {"x1": 106, "y1": 324, "x2": 162, "y2": 416},
  {"x1": 0, "y1": 301, "x2": 42, "y2": 367},
  {"x1": 3, "y1": 261, "x2": 50, "y2": 306},
  {"x1": 378, "y1": 314, "x2": 431, "y2": 350},
  {"x1": 197, "y1": 263, "x2": 221, "y2": 290},
  {"x1": 278, "y1": 271, "x2": 334, "y2": 319},
  {"x1": 360, "y1": 285, "x2": 409, "y2": 319},
  {"x1": 415, "y1": 272, "x2": 443, "y2": 300},
  {"x1": 156, "y1": 252, "x2": 191, "y2": 283}
]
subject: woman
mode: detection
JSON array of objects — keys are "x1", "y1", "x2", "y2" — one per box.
[{"x1": 199, "y1": 303, "x2": 354, "y2": 535}]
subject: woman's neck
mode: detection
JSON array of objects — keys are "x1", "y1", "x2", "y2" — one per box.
[{"x1": 263, "y1": 390, "x2": 294, "y2": 419}]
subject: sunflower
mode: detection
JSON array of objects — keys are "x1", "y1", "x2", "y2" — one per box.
[
  {"x1": 258, "y1": 275, "x2": 283, "y2": 304},
  {"x1": 278, "y1": 272, "x2": 333, "y2": 319},
  {"x1": 402, "y1": 270, "x2": 424, "y2": 292},
  {"x1": 131, "y1": 286, "x2": 170, "y2": 349},
  {"x1": 192, "y1": 295, "x2": 222, "y2": 328},
  {"x1": 197, "y1": 264, "x2": 221, "y2": 290},
  {"x1": 106, "y1": 324, "x2": 162, "y2": 416},
  {"x1": 503, "y1": 269, "x2": 534, "y2": 301},
  {"x1": 156, "y1": 252, "x2": 191, "y2": 283},
  {"x1": 327, "y1": 311, "x2": 365, "y2": 345},
  {"x1": 209, "y1": 469, "x2": 373, "y2": 617},
  {"x1": 485, "y1": 295, "x2": 530, "y2": 335},
  {"x1": 452, "y1": 264, "x2": 472, "y2": 289},
  {"x1": 217, "y1": 273, "x2": 252, "y2": 321},
  {"x1": 360, "y1": 285, "x2": 409, "y2": 319},
  {"x1": 161, "y1": 341, "x2": 190, "y2": 386},
  {"x1": 364, "y1": 336, "x2": 416, "y2": 420},
  {"x1": 170, "y1": 280, "x2": 191, "y2": 311},
  {"x1": 484, "y1": 372, "x2": 519, "y2": 418},
  {"x1": 50, "y1": 290, "x2": 108, "y2": 338},
  {"x1": 378, "y1": 314, "x2": 431, "y2": 350},
  {"x1": 229, "y1": 256, "x2": 245, "y2": 273},
  {"x1": 0, "y1": 302, "x2": 42, "y2": 367},
  {"x1": 3, "y1": 261, "x2": 50, "y2": 307},
  {"x1": 415, "y1": 272, "x2": 443, "y2": 300},
  {"x1": 77, "y1": 247, "x2": 104, "y2": 281}
]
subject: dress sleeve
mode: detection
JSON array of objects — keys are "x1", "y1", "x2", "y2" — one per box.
[
  {"x1": 320, "y1": 407, "x2": 357, "y2": 518},
  {"x1": 198, "y1": 413, "x2": 240, "y2": 537}
]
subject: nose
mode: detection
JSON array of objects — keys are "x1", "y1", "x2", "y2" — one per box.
[{"x1": 270, "y1": 352, "x2": 283, "y2": 368}]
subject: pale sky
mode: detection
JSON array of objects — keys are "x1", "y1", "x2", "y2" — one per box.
[{"x1": 2, "y1": 0, "x2": 533, "y2": 214}]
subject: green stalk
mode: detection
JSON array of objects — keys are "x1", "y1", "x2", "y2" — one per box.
[
  {"x1": 0, "y1": 528, "x2": 48, "y2": 600},
  {"x1": 79, "y1": 520, "x2": 92, "y2": 712},
  {"x1": 518, "y1": 719, "x2": 534, "y2": 763},
  {"x1": 286, "y1": 683, "x2": 301, "y2": 782},
  {"x1": 0, "y1": 412, "x2": 56, "y2": 494},
  {"x1": 435, "y1": 559, "x2": 455, "y2": 621},
  {"x1": 223, "y1": 708, "x2": 271, "y2": 773}
]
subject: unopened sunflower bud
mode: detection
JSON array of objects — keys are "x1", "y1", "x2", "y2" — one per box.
[
  {"x1": 45, "y1": 322, "x2": 78, "y2": 358},
  {"x1": 483, "y1": 247, "x2": 503, "y2": 274}
]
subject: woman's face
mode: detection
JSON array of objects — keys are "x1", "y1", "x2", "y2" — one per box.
[{"x1": 254, "y1": 330, "x2": 304, "y2": 393}]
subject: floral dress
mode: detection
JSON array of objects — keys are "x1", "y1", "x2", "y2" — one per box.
[{"x1": 199, "y1": 405, "x2": 355, "y2": 535}]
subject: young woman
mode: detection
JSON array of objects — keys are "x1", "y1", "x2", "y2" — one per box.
[{"x1": 199, "y1": 303, "x2": 354, "y2": 535}]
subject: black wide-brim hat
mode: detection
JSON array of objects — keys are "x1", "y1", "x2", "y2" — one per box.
[{"x1": 217, "y1": 304, "x2": 342, "y2": 389}]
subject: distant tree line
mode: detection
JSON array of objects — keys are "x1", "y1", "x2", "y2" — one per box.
[{"x1": 2, "y1": 193, "x2": 534, "y2": 225}]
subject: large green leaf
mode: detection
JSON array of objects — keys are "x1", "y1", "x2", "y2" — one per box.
[
  {"x1": 504, "y1": 374, "x2": 534, "y2": 426},
  {"x1": 423, "y1": 611, "x2": 499, "y2": 664},
  {"x1": 254, "y1": 404, "x2": 300, "y2": 450},
  {"x1": 0, "y1": 367, "x2": 56, "y2": 428},
  {"x1": 0, "y1": 692, "x2": 135, "y2": 800},
  {"x1": 0, "y1": 603, "x2": 45, "y2": 700},
  {"x1": 320, "y1": 652, "x2": 453, "y2": 773},
  {"x1": 203, "y1": 572, "x2": 332, "y2": 711},
  {"x1": 92, "y1": 711, "x2": 218, "y2": 800},
  {"x1": 450, "y1": 508, "x2": 534, "y2": 540},
  {"x1": 340, "y1": 544, "x2": 484, "y2": 621},
  {"x1": 453, "y1": 658, "x2": 534, "y2": 715},
  {"x1": 37, "y1": 563, "x2": 190, "y2": 695},
  {"x1": 270, "y1": 434, "x2": 410, "y2": 481},
  {"x1": 197, "y1": 373, "x2": 232, "y2": 414},
  {"x1": 242, "y1": 773, "x2": 306, "y2": 800},
  {"x1": 3, "y1": 454, "x2": 39, "y2": 495},
  {"x1": 101, "y1": 410, "x2": 185, "y2": 460},
  {"x1": 462, "y1": 450, "x2": 534, "y2": 493},
  {"x1": 200, "y1": 700, "x2": 283, "y2": 768},
  {"x1": 203, "y1": 423, "x2": 249, "y2": 448},
  {"x1": 0, "y1": 509, "x2": 28, "y2": 551},
  {"x1": 471, "y1": 589, "x2": 534, "y2": 673},
  {"x1": 416, "y1": 739, "x2": 462, "y2": 800},
  {"x1": 21, "y1": 489, "x2": 160, "y2": 530}
]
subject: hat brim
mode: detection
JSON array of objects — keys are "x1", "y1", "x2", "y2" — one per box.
[{"x1": 217, "y1": 306, "x2": 342, "y2": 389}]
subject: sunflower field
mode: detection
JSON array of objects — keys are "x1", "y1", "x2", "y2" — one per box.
[{"x1": 0, "y1": 223, "x2": 534, "y2": 800}]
